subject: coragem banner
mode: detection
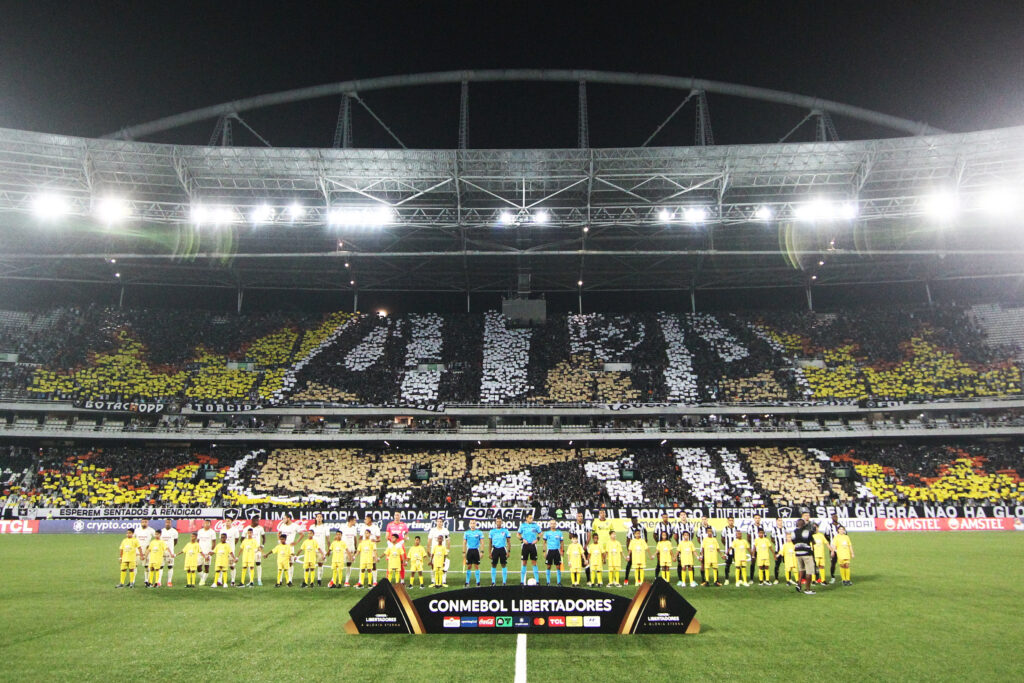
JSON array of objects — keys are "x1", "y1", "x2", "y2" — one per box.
[{"x1": 344, "y1": 578, "x2": 699, "y2": 635}]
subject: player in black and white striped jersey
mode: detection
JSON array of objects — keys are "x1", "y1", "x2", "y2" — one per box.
[
  {"x1": 720, "y1": 518, "x2": 740, "y2": 580},
  {"x1": 654, "y1": 513, "x2": 675, "y2": 545},
  {"x1": 622, "y1": 516, "x2": 647, "y2": 586},
  {"x1": 673, "y1": 511, "x2": 694, "y2": 586},
  {"x1": 569, "y1": 513, "x2": 591, "y2": 582},
  {"x1": 743, "y1": 514, "x2": 769, "y2": 553},
  {"x1": 770, "y1": 518, "x2": 788, "y2": 582},
  {"x1": 818, "y1": 513, "x2": 841, "y2": 582}
]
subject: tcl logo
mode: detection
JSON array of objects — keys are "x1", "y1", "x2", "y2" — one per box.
[
  {"x1": 548, "y1": 616, "x2": 566, "y2": 627},
  {"x1": 0, "y1": 520, "x2": 38, "y2": 534}
]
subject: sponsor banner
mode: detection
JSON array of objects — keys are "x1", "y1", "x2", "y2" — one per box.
[
  {"x1": 33, "y1": 507, "x2": 221, "y2": 519},
  {"x1": 74, "y1": 399, "x2": 166, "y2": 413},
  {"x1": 0, "y1": 520, "x2": 38, "y2": 534},
  {"x1": 39, "y1": 519, "x2": 136, "y2": 534},
  {"x1": 186, "y1": 402, "x2": 262, "y2": 413},
  {"x1": 345, "y1": 578, "x2": 699, "y2": 635},
  {"x1": 875, "y1": 517, "x2": 1017, "y2": 532}
]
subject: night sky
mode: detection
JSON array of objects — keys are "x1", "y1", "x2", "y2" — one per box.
[{"x1": 1, "y1": 1, "x2": 1023, "y2": 148}]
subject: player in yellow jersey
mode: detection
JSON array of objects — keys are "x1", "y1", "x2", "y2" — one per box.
[
  {"x1": 238, "y1": 528, "x2": 260, "y2": 587},
  {"x1": 674, "y1": 531, "x2": 697, "y2": 587},
  {"x1": 730, "y1": 532, "x2": 751, "y2": 587},
  {"x1": 782, "y1": 533, "x2": 798, "y2": 585},
  {"x1": 269, "y1": 533, "x2": 294, "y2": 587},
  {"x1": 812, "y1": 528, "x2": 831, "y2": 585},
  {"x1": 655, "y1": 532, "x2": 674, "y2": 582},
  {"x1": 178, "y1": 532, "x2": 203, "y2": 587},
  {"x1": 146, "y1": 529, "x2": 169, "y2": 589},
  {"x1": 591, "y1": 510, "x2": 613, "y2": 556},
  {"x1": 405, "y1": 536, "x2": 428, "y2": 588},
  {"x1": 831, "y1": 526, "x2": 855, "y2": 586},
  {"x1": 587, "y1": 533, "x2": 605, "y2": 587},
  {"x1": 605, "y1": 530, "x2": 623, "y2": 586},
  {"x1": 383, "y1": 533, "x2": 404, "y2": 584},
  {"x1": 117, "y1": 529, "x2": 141, "y2": 588},
  {"x1": 429, "y1": 537, "x2": 448, "y2": 587},
  {"x1": 212, "y1": 533, "x2": 235, "y2": 587},
  {"x1": 298, "y1": 531, "x2": 323, "y2": 588},
  {"x1": 700, "y1": 528, "x2": 722, "y2": 586},
  {"x1": 356, "y1": 530, "x2": 377, "y2": 588},
  {"x1": 328, "y1": 531, "x2": 347, "y2": 589},
  {"x1": 627, "y1": 530, "x2": 648, "y2": 585},
  {"x1": 753, "y1": 529, "x2": 775, "y2": 586},
  {"x1": 565, "y1": 537, "x2": 585, "y2": 585}
]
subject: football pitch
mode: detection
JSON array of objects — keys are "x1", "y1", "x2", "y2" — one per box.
[{"x1": 1, "y1": 532, "x2": 1022, "y2": 682}]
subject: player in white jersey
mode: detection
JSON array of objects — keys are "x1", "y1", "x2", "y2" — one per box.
[
  {"x1": 427, "y1": 518, "x2": 451, "y2": 572},
  {"x1": 159, "y1": 519, "x2": 179, "y2": 587},
  {"x1": 133, "y1": 519, "x2": 155, "y2": 553},
  {"x1": 356, "y1": 515, "x2": 382, "y2": 584},
  {"x1": 277, "y1": 515, "x2": 303, "y2": 583},
  {"x1": 310, "y1": 514, "x2": 331, "y2": 586},
  {"x1": 338, "y1": 516, "x2": 360, "y2": 586},
  {"x1": 221, "y1": 523, "x2": 241, "y2": 586},
  {"x1": 195, "y1": 520, "x2": 218, "y2": 585},
  {"x1": 247, "y1": 518, "x2": 266, "y2": 585}
]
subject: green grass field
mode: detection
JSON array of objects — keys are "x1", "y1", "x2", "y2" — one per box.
[{"x1": 1, "y1": 532, "x2": 1022, "y2": 682}]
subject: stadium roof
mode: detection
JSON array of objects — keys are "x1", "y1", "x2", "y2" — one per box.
[{"x1": 0, "y1": 87, "x2": 1022, "y2": 295}]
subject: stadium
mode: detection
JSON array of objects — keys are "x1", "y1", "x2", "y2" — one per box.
[{"x1": 1, "y1": 5, "x2": 1023, "y2": 682}]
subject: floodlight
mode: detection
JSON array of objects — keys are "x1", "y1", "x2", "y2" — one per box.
[
  {"x1": 923, "y1": 191, "x2": 959, "y2": 219},
  {"x1": 191, "y1": 204, "x2": 236, "y2": 226},
  {"x1": 288, "y1": 202, "x2": 305, "y2": 220},
  {"x1": 577, "y1": 280, "x2": 584, "y2": 286},
  {"x1": 754, "y1": 206, "x2": 773, "y2": 221},
  {"x1": 249, "y1": 204, "x2": 274, "y2": 225},
  {"x1": 839, "y1": 202, "x2": 859, "y2": 220},
  {"x1": 683, "y1": 207, "x2": 708, "y2": 224},
  {"x1": 377, "y1": 310, "x2": 388, "y2": 318},
  {"x1": 95, "y1": 196, "x2": 131, "y2": 224},
  {"x1": 499, "y1": 211, "x2": 515, "y2": 225},
  {"x1": 32, "y1": 192, "x2": 71, "y2": 220},
  {"x1": 533, "y1": 209, "x2": 550, "y2": 224},
  {"x1": 658, "y1": 208, "x2": 672, "y2": 222}
]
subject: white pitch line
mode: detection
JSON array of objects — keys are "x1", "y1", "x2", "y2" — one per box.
[{"x1": 514, "y1": 633, "x2": 528, "y2": 683}]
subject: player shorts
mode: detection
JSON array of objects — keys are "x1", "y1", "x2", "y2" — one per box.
[
  {"x1": 796, "y1": 555, "x2": 815, "y2": 574},
  {"x1": 679, "y1": 557, "x2": 693, "y2": 567},
  {"x1": 410, "y1": 561, "x2": 424, "y2": 572},
  {"x1": 590, "y1": 562, "x2": 603, "y2": 572},
  {"x1": 545, "y1": 550, "x2": 562, "y2": 566},
  {"x1": 121, "y1": 561, "x2": 136, "y2": 569},
  {"x1": 465, "y1": 548, "x2": 481, "y2": 565},
  {"x1": 569, "y1": 563, "x2": 583, "y2": 572},
  {"x1": 360, "y1": 560, "x2": 374, "y2": 570},
  {"x1": 215, "y1": 562, "x2": 230, "y2": 571},
  {"x1": 521, "y1": 542, "x2": 538, "y2": 562},
  {"x1": 757, "y1": 559, "x2": 770, "y2": 568},
  {"x1": 490, "y1": 547, "x2": 508, "y2": 566}
]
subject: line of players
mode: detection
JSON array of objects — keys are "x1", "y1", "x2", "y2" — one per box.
[
  {"x1": 116, "y1": 513, "x2": 454, "y2": 589},
  {"x1": 115, "y1": 509, "x2": 854, "y2": 590}
]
